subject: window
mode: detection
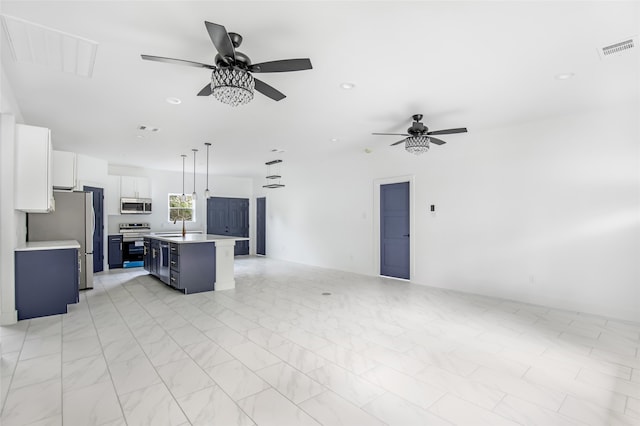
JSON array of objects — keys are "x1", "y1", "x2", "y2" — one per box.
[{"x1": 168, "y1": 194, "x2": 196, "y2": 222}]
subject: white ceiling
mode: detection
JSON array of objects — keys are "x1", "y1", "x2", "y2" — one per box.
[{"x1": 1, "y1": 1, "x2": 638, "y2": 178}]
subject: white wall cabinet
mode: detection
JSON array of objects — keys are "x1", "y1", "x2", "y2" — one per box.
[
  {"x1": 106, "y1": 175, "x2": 121, "y2": 215},
  {"x1": 120, "y1": 176, "x2": 150, "y2": 198},
  {"x1": 14, "y1": 124, "x2": 54, "y2": 212},
  {"x1": 52, "y1": 150, "x2": 77, "y2": 190}
]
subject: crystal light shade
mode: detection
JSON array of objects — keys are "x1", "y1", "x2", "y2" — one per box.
[
  {"x1": 211, "y1": 68, "x2": 254, "y2": 107},
  {"x1": 405, "y1": 136, "x2": 430, "y2": 155}
]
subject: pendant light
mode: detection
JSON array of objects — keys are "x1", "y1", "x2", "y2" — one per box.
[
  {"x1": 180, "y1": 154, "x2": 187, "y2": 202},
  {"x1": 191, "y1": 148, "x2": 198, "y2": 200},
  {"x1": 204, "y1": 143, "x2": 211, "y2": 199}
]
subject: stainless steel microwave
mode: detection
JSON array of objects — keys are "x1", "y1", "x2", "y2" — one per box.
[{"x1": 120, "y1": 198, "x2": 152, "y2": 214}]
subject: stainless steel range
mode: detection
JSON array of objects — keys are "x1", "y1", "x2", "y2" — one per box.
[{"x1": 119, "y1": 223, "x2": 151, "y2": 267}]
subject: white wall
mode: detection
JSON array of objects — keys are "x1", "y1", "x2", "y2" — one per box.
[
  {"x1": 108, "y1": 165, "x2": 253, "y2": 235},
  {"x1": 0, "y1": 66, "x2": 25, "y2": 324},
  {"x1": 258, "y1": 102, "x2": 640, "y2": 322}
]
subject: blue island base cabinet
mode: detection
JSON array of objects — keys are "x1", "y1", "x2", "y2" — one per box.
[
  {"x1": 15, "y1": 248, "x2": 79, "y2": 320},
  {"x1": 145, "y1": 237, "x2": 216, "y2": 294}
]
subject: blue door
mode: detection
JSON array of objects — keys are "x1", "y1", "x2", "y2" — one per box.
[
  {"x1": 256, "y1": 197, "x2": 266, "y2": 255},
  {"x1": 207, "y1": 197, "x2": 249, "y2": 255},
  {"x1": 380, "y1": 182, "x2": 410, "y2": 279},
  {"x1": 84, "y1": 186, "x2": 104, "y2": 273}
]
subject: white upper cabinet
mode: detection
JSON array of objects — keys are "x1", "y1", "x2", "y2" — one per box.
[
  {"x1": 14, "y1": 124, "x2": 54, "y2": 212},
  {"x1": 106, "y1": 175, "x2": 121, "y2": 215},
  {"x1": 52, "y1": 150, "x2": 77, "y2": 190},
  {"x1": 120, "y1": 176, "x2": 150, "y2": 199}
]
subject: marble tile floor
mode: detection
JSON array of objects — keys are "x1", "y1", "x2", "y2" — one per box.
[{"x1": 1, "y1": 256, "x2": 639, "y2": 426}]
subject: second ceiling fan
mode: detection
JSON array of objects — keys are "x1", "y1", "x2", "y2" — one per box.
[
  {"x1": 141, "y1": 21, "x2": 312, "y2": 106},
  {"x1": 373, "y1": 114, "x2": 468, "y2": 155}
]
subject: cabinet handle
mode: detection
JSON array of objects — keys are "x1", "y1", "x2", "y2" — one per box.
[
  {"x1": 170, "y1": 261, "x2": 176, "y2": 266},
  {"x1": 171, "y1": 276, "x2": 176, "y2": 282}
]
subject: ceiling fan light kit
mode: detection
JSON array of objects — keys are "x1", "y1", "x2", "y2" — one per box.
[
  {"x1": 211, "y1": 68, "x2": 255, "y2": 107},
  {"x1": 405, "y1": 136, "x2": 430, "y2": 155},
  {"x1": 373, "y1": 114, "x2": 468, "y2": 156},
  {"x1": 141, "y1": 21, "x2": 312, "y2": 106}
]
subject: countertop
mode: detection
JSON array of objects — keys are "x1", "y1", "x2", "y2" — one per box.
[
  {"x1": 16, "y1": 240, "x2": 81, "y2": 251},
  {"x1": 144, "y1": 234, "x2": 249, "y2": 244}
]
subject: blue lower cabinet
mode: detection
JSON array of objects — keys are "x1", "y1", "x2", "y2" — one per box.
[
  {"x1": 146, "y1": 238, "x2": 216, "y2": 294},
  {"x1": 15, "y1": 248, "x2": 79, "y2": 320}
]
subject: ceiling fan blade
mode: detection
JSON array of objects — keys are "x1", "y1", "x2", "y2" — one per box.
[
  {"x1": 249, "y1": 58, "x2": 313, "y2": 73},
  {"x1": 390, "y1": 139, "x2": 406, "y2": 146},
  {"x1": 140, "y1": 55, "x2": 216, "y2": 69},
  {"x1": 197, "y1": 83, "x2": 212, "y2": 96},
  {"x1": 372, "y1": 133, "x2": 410, "y2": 136},
  {"x1": 427, "y1": 127, "x2": 467, "y2": 135},
  {"x1": 254, "y1": 78, "x2": 286, "y2": 101},
  {"x1": 205, "y1": 21, "x2": 235, "y2": 63},
  {"x1": 429, "y1": 137, "x2": 447, "y2": 145}
]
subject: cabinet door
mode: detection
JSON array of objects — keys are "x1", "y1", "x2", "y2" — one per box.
[
  {"x1": 135, "y1": 177, "x2": 151, "y2": 198},
  {"x1": 120, "y1": 176, "x2": 150, "y2": 198},
  {"x1": 120, "y1": 176, "x2": 137, "y2": 198},
  {"x1": 108, "y1": 235, "x2": 123, "y2": 268},
  {"x1": 52, "y1": 150, "x2": 77, "y2": 190},
  {"x1": 15, "y1": 124, "x2": 54, "y2": 212},
  {"x1": 106, "y1": 175, "x2": 121, "y2": 215}
]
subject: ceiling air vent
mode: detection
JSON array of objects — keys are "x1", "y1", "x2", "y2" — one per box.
[{"x1": 598, "y1": 36, "x2": 637, "y2": 60}]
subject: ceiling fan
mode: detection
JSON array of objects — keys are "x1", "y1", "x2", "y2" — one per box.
[
  {"x1": 141, "y1": 21, "x2": 312, "y2": 106},
  {"x1": 373, "y1": 114, "x2": 468, "y2": 155}
]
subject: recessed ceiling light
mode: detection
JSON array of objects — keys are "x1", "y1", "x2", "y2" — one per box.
[
  {"x1": 340, "y1": 82, "x2": 355, "y2": 89},
  {"x1": 364, "y1": 148, "x2": 373, "y2": 154},
  {"x1": 330, "y1": 138, "x2": 339, "y2": 142},
  {"x1": 136, "y1": 135, "x2": 145, "y2": 139},
  {"x1": 166, "y1": 97, "x2": 182, "y2": 104},
  {"x1": 555, "y1": 73, "x2": 575, "y2": 80}
]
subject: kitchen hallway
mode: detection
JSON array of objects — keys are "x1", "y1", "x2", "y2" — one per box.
[{"x1": 1, "y1": 257, "x2": 638, "y2": 426}]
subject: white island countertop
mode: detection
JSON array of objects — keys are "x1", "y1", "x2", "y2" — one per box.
[
  {"x1": 145, "y1": 234, "x2": 249, "y2": 244},
  {"x1": 16, "y1": 240, "x2": 81, "y2": 251}
]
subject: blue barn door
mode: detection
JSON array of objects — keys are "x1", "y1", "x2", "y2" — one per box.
[
  {"x1": 380, "y1": 182, "x2": 410, "y2": 279},
  {"x1": 207, "y1": 197, "x2": 249, "y2": 256},
  {"x1": 256, "y1": 197, "x2": 266, "y2": 255}
]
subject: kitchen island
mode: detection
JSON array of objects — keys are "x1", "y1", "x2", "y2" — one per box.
[{"x1": 143, "y1": 234, "x2": 248, "y2": 294}]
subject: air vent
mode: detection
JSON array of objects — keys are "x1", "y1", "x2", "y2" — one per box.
[{"x1": 598, "y1": 36, "x2": 637, "y2": 60}]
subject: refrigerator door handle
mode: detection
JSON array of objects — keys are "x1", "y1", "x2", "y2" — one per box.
[{"x1": 91, "y1": 205, "x2": 96, "y2": 238}]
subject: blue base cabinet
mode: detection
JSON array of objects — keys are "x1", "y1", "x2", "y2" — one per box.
[
  {"x1": 15, "y1": 248, "x2": 79, "y2": 320},
  {"x1": 169, "y1": 242, "x2": 216, "y2": 294},
  {"x1": 108, "y1": 234, "x2": 123, "y2": 269},
  {"x1": 145, "y1": 238, "x2": 216, "y2": 294}
]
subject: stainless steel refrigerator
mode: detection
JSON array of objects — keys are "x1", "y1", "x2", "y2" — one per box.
[{"x1": 27, "y1": 191, "x2": 94, "y2": 290}]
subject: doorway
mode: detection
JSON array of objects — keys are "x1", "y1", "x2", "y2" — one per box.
[
  {"x1": 83, "y1": 185, "x2": 104, "y2": 273},
  {"x1": 256, "y1": 197, "x2": 266, "y2": 255}
]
